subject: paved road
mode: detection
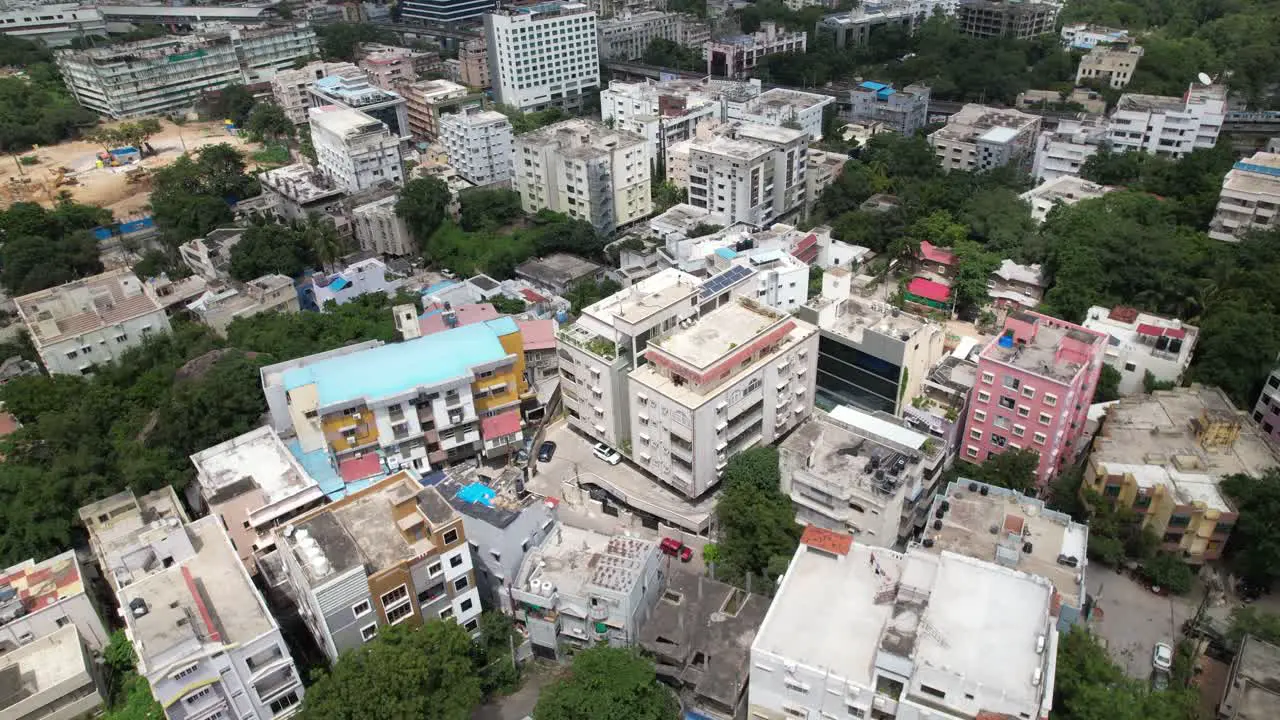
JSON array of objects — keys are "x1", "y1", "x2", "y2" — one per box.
[
  {"x1": 1091, "y1": 571, "x2": 1193, "y2": 679},
  {"x1": 472, "y1": 663, "x2": 564, "y2": 720}
]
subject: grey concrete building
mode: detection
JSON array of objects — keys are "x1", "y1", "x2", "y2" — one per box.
[
  {"x1": 848, "y1": 81, "x2": 930, "y2": 136},
  {"x1": 955, "y1": 0, "x2": 1061, "y2": 39},
  {"x1": 0, "y1": 550, "x2": 109, "y2": 655},
  {"x1": 0, "y1": 624, "x2": 106, "y2": 720},
  {"x1": 515, "y1": 253, "x2": 607, "y2": 296},
  {"x1": 1219, "y1": 634, "x2": 1280, "y2": 720}
]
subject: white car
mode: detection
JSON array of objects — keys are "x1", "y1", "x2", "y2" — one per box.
[
  {"x1": 593, "y1": 442, "x2": 622, "y2": 465},
  {"x1": 1153, "y1": 642, "x2": 1174, "y2": 671}
]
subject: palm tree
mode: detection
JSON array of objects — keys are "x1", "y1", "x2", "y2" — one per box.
[{"x1": 302, "y1": 213, "x2": 345, "y2": 273}]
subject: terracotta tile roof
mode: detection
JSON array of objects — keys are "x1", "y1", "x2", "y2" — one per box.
[
  {"x1": 1003, "y1": 514, "x2": 1025, "y2": 535},
  {"x1": 800, "y1": 525, "x2": 853, "y2": 556}
]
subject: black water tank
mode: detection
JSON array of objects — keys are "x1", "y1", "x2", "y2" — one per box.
[
  {"x1": 1023, "y1": 542, "x2": 1034, "y2": 554},
  {"x1": 933, "y1": 520, "x2": 943, "y2": 531},
  {"x1": 980, "y1": 486, "x2": 990, "y2": 496},
  {"x1": 968, "y1": 482, "x2": 978, "y2": 492},
  {"x1": 935, "y1": 508, "x2": 945, "y2": 519},
  {"x1": 941, "y1": 500, "x2": 951, "y2": 512},
  {"x1": 922, "y1": 538, "x2": 935, "y2": 548}
]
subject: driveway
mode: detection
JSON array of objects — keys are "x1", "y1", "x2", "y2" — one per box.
[
  {"x1": 1090, "y1": 571, "x2": 1195, "y2": 679},
  {"x1": 472, "y1": 662, "x2": 565, "y2": 720}
]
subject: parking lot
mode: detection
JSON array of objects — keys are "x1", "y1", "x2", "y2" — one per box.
[{"x1": 1090, "y1": 571, "x2": 1195, "y2": 679}]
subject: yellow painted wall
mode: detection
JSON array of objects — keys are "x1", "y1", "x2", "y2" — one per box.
[{"x1": 322, "y1": 405, "x2": 379, "y2": 451}]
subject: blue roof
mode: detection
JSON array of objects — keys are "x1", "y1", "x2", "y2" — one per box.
[
  {"x1": 457, "y1": 482, "x2": 496, "y2": 507},
  {"x1": 330, "y1": 277, "x2": 351, "y2": 291},
  {"x1": 287, "y1": 438, "x2": 345, "y2": 499},
  {"x1": 282, "y1": 322, "x2": 510, "y2": 407},
  {"x1": 422, "y1": 280, "x2": 458, "y2": 296},
  {"x1": 859, "y1": 81, "x2": 888, "y2": 91},
  {"x1": 715, "y1": 247, "x2": 738, "y2": 260},
  {"x1": 877, "y1": 87, "x2": 896, "y2": 99},
  {"x1": 485, "y1": 316, "x2": 519, "y2": 336},
  {"x1": 314, "y1": 75, "x2": 343, "y2": 89}
]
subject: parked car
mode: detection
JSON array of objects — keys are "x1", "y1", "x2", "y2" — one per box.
[
  {"x1": 659, "y1": 537, "x2": 693, "y2": 562},
  {"x1": 538, "y1": 441, "x2": 556, "y2": 462},
  {"x1": 592, "y1": 442, "x2": 622, "y2": 465},
  {"x1": 1153, "y1": 642, "x2": 1174, "y2": 671}
]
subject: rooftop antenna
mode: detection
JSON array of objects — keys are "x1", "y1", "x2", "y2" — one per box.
[{"x1": 1197, "y1": 72, "x2": 1212, "y2": 86}]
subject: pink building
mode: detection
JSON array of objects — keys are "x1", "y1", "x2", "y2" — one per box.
[
  {"x1": 1254, "y1": 363, "x2": 1280, "y2": 444},
  {"x1": 965, "y1": 310, "x2": 1107, "y2": 486}
]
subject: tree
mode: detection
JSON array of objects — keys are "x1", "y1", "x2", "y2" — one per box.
[
  {"x1": 150, "y1": 144, "x2": 258, "y2": 245},
  {"x1": 0, "y1": 200, "x2": 109, "y2": 294},
  {"x1": 1053, "y1": 627, "x2": 1198, "y2": 720},
  {"x1": 1142, "y1": 552, "x2": 1194, "y2": 594},
  {"x1": 651, "y1": 181, "x2": 686, "y2": 213},
  {"x1": 1228, "y1": 607, "x2": 1280, "y2": 646},
  {"x1": 303, "y1": 621, "x2": 482, "y2": 720},
  {"x1": 961, "y1": 448, "x2": 1040, "y2": 494},
  {"x1": 490, "y1": 295, "x2": 527, "y2": 314},
  {"x1": 228, "y1": 223, "x2": 317, "y2": 281},
  {"x1": 534, "y1": 646, "x2": 678, "y2": 720},
  {"x1": 202, "y1": 84, "x2": 258, "y2": 126},
  {"x1": 642, "y1": 38, "x2": 703, "y2": 70},
  {"x1": 397, "y1": 176, "x2": 453, "y2": 246},
  {"x1": 244, "y1": 102, "x2": 295, "y2": 144},
  {"x1": 1221, "y1": 470, "x2": 1280, "y2": 589},
  {"x1": 315, "y1": 23, "x2": 396, "y2": 61},
  {"x1": 714, "y1": 447, "x2": 799, "y2": 591},
  {"x1": 300, "y1": 213, "x2": 346, "y2": 272},
  {"x1": 1093, "y1": 364, "x2": 1122, "y2": 403},
  {"x1": 458, "y1": 188, "x2": 524, "y2": 231}
]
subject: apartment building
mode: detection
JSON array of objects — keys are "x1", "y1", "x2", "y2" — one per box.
[
  {"x1": 601, "y1": 78, "x2": 725, "y2": 166},
  {"x1": 686, "y1": 125, "x2": 808, "y2": 228},
  {"x1": 726, "y1": 88, "x2": 833, "y2": 141},
  {"x1": 510, "y1": 524, "x2": 661, "y2": 659},
  {"x1": 1087, "y1": 386, "x2": 1280, "y2": 563},
  {"x1": 515, "y1": 253, "x2": 607, "y2": 295},
  {"x1": 187, "y1": 274, "x2": 300, "y2": 336},
  {"x1": 402, "y1": 79, "x2": 470, "y2": 141},
  {"x1": 309, "y1": 106, "x2": 403, "y2": 194},
  {"x1": 709, "y1": 245, "x2": 810, "y2": 312},
  {"x1": 1082, "y1": 305, "x2": 1199, "y2": 395},
  {"x1": 922, "y1": 479, "x2": 1089, "y2": 629},
  {"x1": 954, "y1": 0, "x2": 1060, "y2": 39},
  {"x1": 816, "y1": 0, "x2": 946, "y2": 49},
  {"x1": 1208, "y1": 152, "x2": 1280, "y2": 242},
  {"x1": 281, "y1": 316, "x2": 530, "y2": 475},
  {"x1": 0, "y1": 623, "x2": 106, "y2": 719},
  {"x1": 797, "y1": 268, "x2": 947, "y2": 416},
  {"x1": 55, "y1": 26, "x2": 317, "y2": 118},
  {"x1": 965, "y1": 311, "x2": 1107, "y2": 485},
  {"x1": 750, "y1": 528, "x2": 1058, "y2": 720},
  {"x1": 276, "y1": 472, "x2": 481, "y2": 662},
  {"x1": 780, "y1": 405, "x2": 949, "y2": 547},
  {"x1": 848, "y1": 81, "x2": 930, "y2": 136},
  {"x1": 189, "y1": 426, "x2": 326, "y2": 574},
  {"x1": 904, "y1": 351, "x2": 977, "y2": 456},
  {"x1": 1107, "y1": 82, "x2": 1227, "y2": 158},
  {"x1": 1253, "y1": 364, "x2": 1280, "y2": 444},
  {"x1": 310, "y1": 258, "x2": 403, "y2": 309},
  {"x1": 16, "y1": 269, "x2": 172, "y2": 376},
  {"x1": 116, "y1": 516, "x2": 305, "y2": 719},
  {"x1": 705, "y1": 22, "x2": 806, "y2": 79},
  {"x1": 513, "y1": 118, "x2": 651, "y2": 235},
  {"x1": 1031, "y1": 115, "x2": 1108, "y2": 183},
  {"x1": 256, "y1": 162, "x2": 347, "y2": 221},
  {"x1": 597, "y1": 10, "x2": 677, "y2": 59},
  {"x1": 273, "y1": 62, "x2": 360, "y2": 124},
  {"x1": 1075, "y1": 41, "x2": 1143, "y2": 89},
  {"x1": 929, "y1": 103, "x2": 1041, "y2": 172},
  {"x1": 439, "y1": 105, "x2": 514, "y2": 186},
  {"x1": 78, "y1": 487, "x2": 191, "y2": 594},
  {"x1": 485, "y1": 2, "x2": 600, "y2": 113},
  {"x1": 1020, "y1": 175, "x2": 1114, "y2": 222},
  {"x1": 806, "y1": 149, "x2": 849, "y2": 211},
  {"x1": 459, "y1": 38, "x2": 490, "y2": 88},
  {"x1": 0, "y1": 3, "x2": 106, "y2": 47},
  {"x1": 1059, "y1": 22, "x2": 1130, "y2": 49},
  {"x1": 359, "y1": 45, "x2": 427, "y2": 91},
  {"x1": 1220, "y1": 635, "x2": 1280, "y2": 720},
  {"x1": 0, "y1": 549, "x2": 109, "y2": 653},
  {"x1": 309, "y1": 71, "x2": 410, "y2": 140},
  {"x1": 348, "y1": 185, "x2": 417, "y2": 256},
  {"x1": 401, "y1": 0, "x2": 496, "y2": 23}
]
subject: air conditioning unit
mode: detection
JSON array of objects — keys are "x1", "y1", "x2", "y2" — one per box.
[{"x1": 352, "y1": 413, "x2": 362, "y2": 421}]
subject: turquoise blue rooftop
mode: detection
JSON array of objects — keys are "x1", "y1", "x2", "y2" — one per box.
[{"x1": 283, "y1": 321, "x2": 514, "y2": 407}]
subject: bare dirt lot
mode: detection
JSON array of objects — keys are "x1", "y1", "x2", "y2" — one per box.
[{"x1": 1, "y1": 119, "x2": 255, "y2": 218}]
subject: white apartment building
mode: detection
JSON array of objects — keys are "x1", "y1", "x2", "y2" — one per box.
[
  {"x1": 1020, "y1": 175, "x2": 1114, "y2": 223},
  {"x1": 513, "y1": 118, "x2": 651, "y2": 235},
  {"x1": 929, "y1": 103, "x2": 1041, "y2": 172},
  {"x1": 1031, "y1": 115, "x2": 1108, "y2": 183},
  {"x1": 1107, "y1": 82, "x2": 1227, "y2": 158},
  {"x1": 686, "y1": 123, "x2": 808, "y2": 227},
  {"x1": 0, "y1": 624, "x2": 106, "y2": 720},
  {"x1": 597, "y1": 10, "x2": 677, "y2": 59},
  {"x1": 1083, "y1": 305, "x2": 1199, "y2": 395},
  {"x1": 309, "y1": 106, "x2": 403, "y2": 194},
  {"x1": 439, "y1": 105, "x2": 514, "y2": 186},
  {"x1": 117, "y1": 516, "x2": 305, "y2": 719},
  {"x1": 349, "y1": 190, "x2": 418, "y2": 256},
  {"x1": 750, "y1": 530, "x2": 1059, "y2": 720},
  {"x1": 1208, "y1": 152, "x2": 1280, "y2": 242},
  {"x1": 16, "y1": 269, "x2": 172, "y2": 376},
  {"x1": 723, "y1": 246, "x2": 810, "y2": 312},
  {"x1": 56, "y1": 26, "x2": 317, "y2": 118},
  {"x1": 704, "y1": 22, "x2": 806, "y2": 78},
  {"x1": 601, "y1": 78, "x2": 725, "y2": 166},
  {"x1": 187, "y1": 274, "x2": 300, "y2": 336},
  {"x1": 1075, "y1": 41, "x2": 1142, "y2": 89},
  {"x1": 0, "y1": 3, "x2": 106, "y2": 47},
  {"x1": 725, "y1": 87, "x2": 834, "y2": 141},
  {"x1": 310, "y1": 71, "x2": 411, "y2": 140},
  {"x1": 271, "y1": 60, "x2": 362, "y2": 124},
  {"x1": 484, "y1": 2, "x2": 600, "y2": 112},
  {"x1": 1059, "y1": 22, "x2": 1129, "y2": 50}
]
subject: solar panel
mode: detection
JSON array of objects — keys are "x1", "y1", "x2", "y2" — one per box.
[{"x1": 698, "y1": 264, "x2": 756, "y2": 298}]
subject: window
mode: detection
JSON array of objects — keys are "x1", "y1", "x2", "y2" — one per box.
[
  {"x1": 443, "y1": 529, "x2": 459, "y2": 545},
  {"x1": 380, "y1": 585, "x2": 408, "y2": 609},
  {"x1": 428, "y1": 562, "x2": 442, "y2": 577},
  {"x1": 784, "y1": 678, "x2": 809, "y2": 694},
  {"x1": 1033, "y1": 432, "x2": 1046, "y2": 445},
  {"x1": 1038, "y1": 412, "x2": 1052, "y2": 425},
  {"x1": 184, "y1": 687, "x2": 212, "y2": 706},
  {"x1": 969, "y1": 429, "x2": 982, "y2": 441},
  {"x1": 460, "y1": 598, "x2": 474, "y2": 612},
  {"x1": 1104, "y1": 484, "x2": 1121, "y2": 497},
  {"x1": 994, "y1": 416, "x2": 1010, "y2": 429},
  {"x1": 977, "y1": 390, "x2": 990, "y2": 403},
  {"x1": 973, "y1": 409, "x2": 987, "y2": 422},
  {"x1": 361, "y1": 623, "x2": 377, "y2": 642},
  {"x1": 1168, "y1": 514, "x2": 1191, "y2": 527},
  {"x1": 999, "y1": 396, "x2": 1016, "y2": 409},
  {"x1": 920, "y1": 685, "x2": 947, "y2": 699},
  {"x1": 387, "y1": 602, "x2": 413, "y2": 625},
  {"x1": 1162, "y1": 531, "x2": 1182, "y2": 543},
  {"x1": 449, "y1": 554, "x2": 464, "y2": 568},
  {"x1": 171, "y1": 663, "x2": 199, "y2": 681},
  {"x1": 981, "y1": 372, "x2": 994, "y2": 384},
  {"x1": 1002, "y1": 376, "x2": 1020, "y2": 390},
  {"x1": 991, "y1": 433, "x2": 1007, "y2": 448},
  {"x1": 352, "y1": 600, "x2": 371, "y2": 618},
  {"x1": 1124, "y1": 361, "x2": 1137, "y2": 372},
  {"x1": 439, "y1": 607, "x2": 455, "y2": 619},
  {"x1": 464, "y1": 618, "x2": 479, "y2": 631},
  {"x1": 1021, "y1": 385, "x2": 1036, "y2": 399},
  {"x1": 847, "y1": 707, "x2": 866, "y2": 718},
  {"x1": 269, "y1": 691, "x2": 299, "y2": 716},
  {"x1": 454, "y1": 576, "x2": 469, "y2": 591},
  {"x1": 966, "y1": 446, "x2": 979, "y2": 458},
  {"x1": 1013, "y1": 424, "x2": 1025, "y2": 437}
]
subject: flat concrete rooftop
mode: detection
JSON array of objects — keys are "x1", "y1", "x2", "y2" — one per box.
[
  {"x1": 1223, "y1": 635, "x2": 1280, "y2": 720},
  {"x1": 690, "y1": 134, "x2": 773, "y2": 161},
  {"x1": 0, "y1": 624, "x2": 91, "y2": 709},
  {"x1": 1117, "y1": 93, "x2": 1186, "y2": 113},
  {"x1": 522, "y1": 524, "x2": 655, "y2": 599},
  {"x1": 982, "y1": 314, "x2": 1104, "y2": 383},
  {"x1": 191, "y1": 426, "x2": 317, "y2": 506},
  {"x1": 653, "y1": 301, "x2": 780, "y2": 369}
]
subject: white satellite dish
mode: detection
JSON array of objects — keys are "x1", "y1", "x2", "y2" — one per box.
[{"x1": 1197, "y1": 72, "x2": 1212, "y2": 86}]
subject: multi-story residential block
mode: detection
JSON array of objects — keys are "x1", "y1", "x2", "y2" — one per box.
[
  {"x1": 55, "y1": 26, "x2": 318, "y2": 118},
  {"x1": 485, "y1": 2, "x2": 600, "y2": 113},
  {"x1": 816, "y1": 0, "x2": 946, "y2": 49},
  {"x1": 309, "y1": 106, "x2": 403, "y2": 194},
  {"x1": 784, "y1": 0, "x2": 841, "y2": 8},
  {"x1": 725, "y1": 87, "x2": 833, "y2": 141},
  {"x1": 1059, "y1": 22, "x2": 1130, "y2": 50},
  {"x1": 439, "y1": 105, "x2": 514, "y2": 186},
  {"x1": 1082, "y1": 305, "x2": 1199, "y2": 395},
  {"x1": 848, "y1": 81, "x2": 930, "y2": 135},
  {"x1": 1253, "y1": 363, "x2": 1280, "y2": 444},
  {"x1": 273, "y1": 62, "x2": 363, "y2": 124},
  {"x1": 511, "y1": 524, "x2": 661, "y2": 659},
  {"x1": 597, "y1": 10, "x2": 677, "y2": 59},
  {"x1": 276, "y1": 472, "x2": 481, "y2": 662},
  {"x1": 516, "y1": 253, "x2": 607, "y2": 295},
  {"x1": 601, "y1": 78, "x2": 725, "y2": 166},
  {"x1": 1107, "y1": 82, "x2": 1227, "y2": 158},
  {"x1": 686, "y1": 124, "x2": 808, "y2": 227},
  {"x1": 359, "y1": 45, "x2": 427, "y2": 91},
  {"x1": 1020, "y1": 175, "x2": 1114, "y2": 222},
  {"x1": 929, "y1": 103, "x2": 1041, "y2": 172},
  {"x1": 1075, "y1": 41, "x2": 1142, "y2": 89},
  {"x1": 1220, "y1": 635, "x2": 1280, "y2": 720},
  {"x1": 751, "y1": 527, "x2": 1059, "y2": 720},
  {"x1": 1031, "y1": 115, "x2": 1108, "y2": 183},
  {"x1": 15, "y1": 269, "x2": 172, "y2": 376},
  {"x1": 0, "y1": 623, "x2": 107, "y2": 718},
  {"x1": 965, "y1": 310, "x2": 1107, "y2": 485},
  {"x1": 459, "y1": 38, "x2": 490, "y2": 88},
  {"x1": 1087, "y1": 385, "x2": 1280, "y2": 563},
  {"x1": 281, "y1": 316, "x2": 531, "y2": 475},
  {"x1": 704, "y1": 22, "x2": 806, "y2": 79},
  {"x1": 187, "y1": 274, "x2": 300, "y2": 336},
  {"x1": 347, "y1": 184, "x2": 417, "y2": 256},
  {"x1": 0, "y1": 3, "x2": 107, "y2": 47},
  {"x1": 922, "y1": 478, "x2": 1089, "y2": 629},
  {"x1": 988, "y1": 259, "x2": 1047, "y2": 309},
  {"x1": 78, "y1": 487, "x2": 191, "y2": 593},
  {"x1": 189, "y1": 426, "x2": 326, "y2": 574},
  {"x1": 1208, "y1": 152, "x2": 1280, "y2": 242},
  {"x1": 309, "y1": 71, "x2": 410, "y2": 140},
  {"x1": 312, "y1": 258, "x2": 404, "y2": 309},
  {"x1": 513, "y1": 118, "x2": 651, "y2": 235},
  {"x1": 780, "y1": 405, "x2": 949, "y2": 546},
  {"x1": 116, "y1": 516, "x2": 305, "y2": 719},
  {"x1": 797, "y1": 268, "x2": 947, "y2": 415},
  {"x1": 179, "y1": 227, "x2": 245, "y2": 281},
  {"x1": 256, "y1": 162, "x2": 347, "y2": 222},
  {"x1": 0, "y1": 549, "x2": 109, "y2": 652},
  {"x1": 638, "y1": 571, "x2": 769, "y2": 720},
  {"x1": 954, "y1": 0, "x2": 1060, "y2": 39},
  {"x1": 806, "y1": 149, "x2": 848, "y2": 212},
  {"x1": 707, "y1": 245, "x2": 810, "y2": 312},
  {"x1": 402, "y1": 78, "x2": 471, "y2": 141},
  {"x1": 401, "y1": 0, "x2": 496, "y2": 23},
  {"x1": 904, "y1": 351, "x2": 977, "y2": 456}
]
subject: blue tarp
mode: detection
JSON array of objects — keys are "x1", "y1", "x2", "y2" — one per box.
[
  {"x1": 457, "y1": 482, "x2": 496, "y2": 507},
  {"x1": 329, "y1": 277, "x2": 351, "y2": 291}
]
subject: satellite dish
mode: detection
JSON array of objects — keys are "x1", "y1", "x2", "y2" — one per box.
[{"x1": 1197, "y1": 72, "x2": 1212, "y2": 86}]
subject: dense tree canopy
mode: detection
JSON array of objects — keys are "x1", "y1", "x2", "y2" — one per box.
[
  {"x1": 0, "y1": 200, "x2": 111, "y2": 294},
  {"x1": 534, "y1": 646, "x2": 678, "y2": 720},
  {"x1": 713, "y1": 447, "x2": 800, "y2": 592},
  {"x1": 150, "y1": 144, "x2": 259, "y2": 245},
  {"x1": 957, "y1": 448, "x2": 1041, "y2": 494},
  {"x1": 0, "y1": 36, "x2": 97, "y2": 151},
  {"x1": 314, "y1": 23, "x2": 397, "y2": 62},
  {"x1": 1054, "y1": 627, "x2": 1198, "y2": 720},
  {"x1": 1220, "y1": 470, "x2": 1280, "y2": 588},
  {"x1": 228, "y1": 221, "x2": 320, "y2": 281},
  {"x1": 458, "y1": 188, "x2": 525, "y2": 232},
  {"x1": 397, "y1": 176, "x2": 453, "y2": 247}
]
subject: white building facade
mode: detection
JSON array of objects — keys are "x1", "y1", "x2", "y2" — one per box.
[
  {"x1": 1107, "y1": 82, "x2": 1227, "y2": 158},
  {"x1": 600, "y1": 79, "x2": 725, "y2": 167},
  {"x1": 686, "y1": 124, "x2": 808, "y2": 227},
  {"x1": 1208, "y1": 152, "x2": 1280, "y2": 242},
  {"x1": 484, "y1": 2, "x2": 600, "y2": 112},
  {"x1": 309, "y1": 106, "x2": 403, "y2": 194},
  {"x1": 1082, "y1": 305, "x2": 1199, "y2": 395},
  {"x1": 725, "y1": 88, "x2": 833, "y2": 141},
  {"x1": 1031, "y1": 116, "x2": 1107, "y2": 183},
  {"x1": 439, "y1": 105, "x2": 514, "y2": 187}
]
